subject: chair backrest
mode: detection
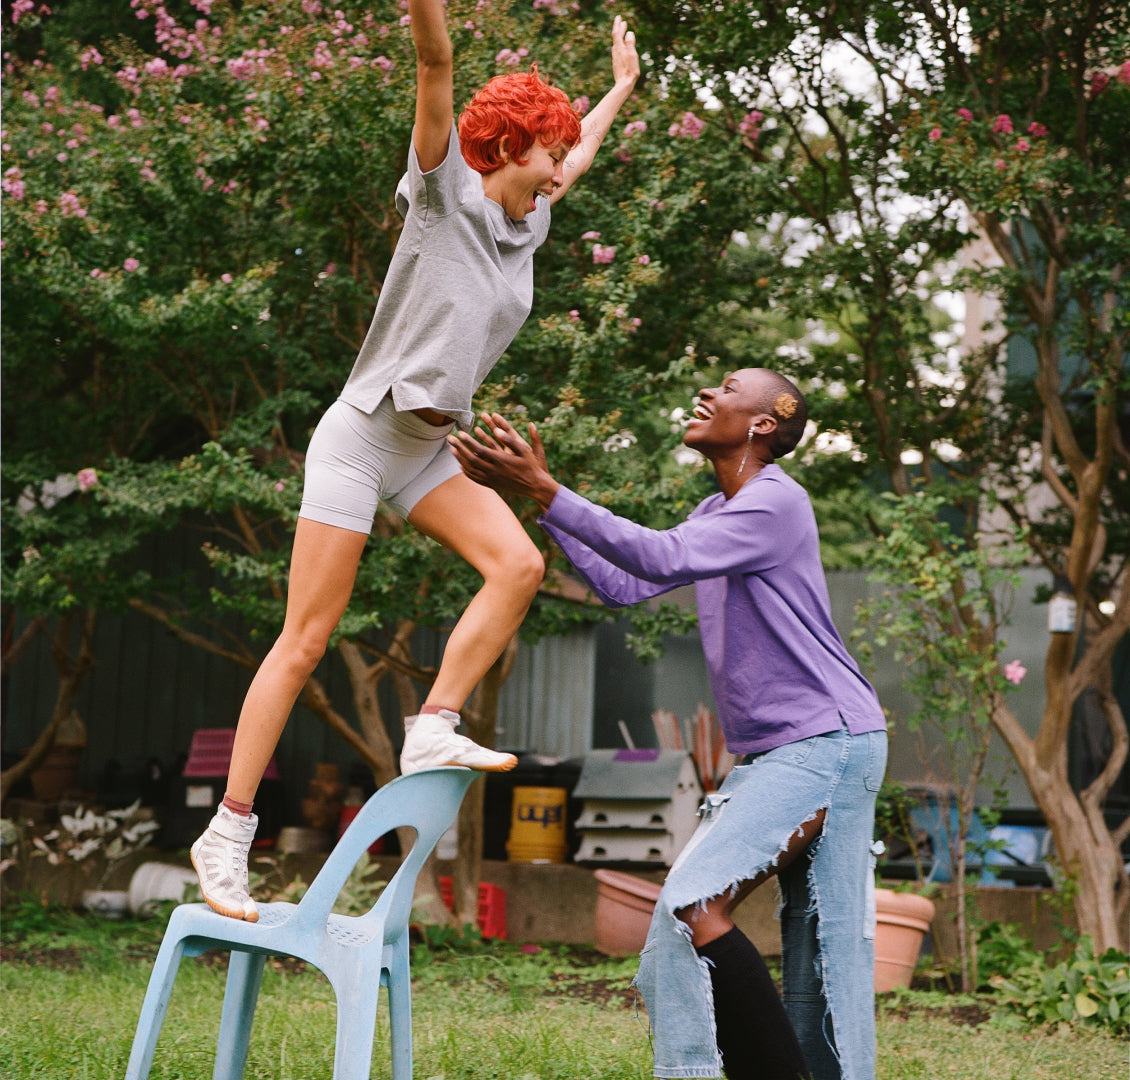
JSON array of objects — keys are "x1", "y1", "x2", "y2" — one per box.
[{"x1": 287, "y1": 768, "x2": 479, "y2": 934}]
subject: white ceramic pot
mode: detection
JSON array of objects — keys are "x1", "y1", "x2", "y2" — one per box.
[
  {"x1": 82, "y1": 889, "x2": 131, "y2": 919},
  {"x1": 129, "y1": 863, "x2": 200, "y2": 916}
]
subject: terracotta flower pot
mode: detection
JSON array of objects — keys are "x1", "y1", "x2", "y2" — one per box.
[
  {"x1": 873, "y1": 887, "x2": 936, "y2": 993},
  {"x1": 592, "y1": 869, "x2": 662, "y2": 956}
]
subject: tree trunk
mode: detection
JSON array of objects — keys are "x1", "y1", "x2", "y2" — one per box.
[
  {"x1": 992, "y1": 698, "x2": 1128, "y2": 951},
  {"x1": 0, "y1": 610, "x2": 97, "y2": 811}
]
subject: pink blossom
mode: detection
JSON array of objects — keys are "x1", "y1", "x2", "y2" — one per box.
[
  {"x1": 90, "y1": 268, "x2": 104, "y2": 278},
  {"x1": 59, "y1": 190, "x2": 84, "y2": 216},
  {"x1": 994, "y1": 158, "x2": 1006, "y2": 171},
  {"x1": 623, "y1": 120, "x2": 647, "y2": 137},
  {"x1": 495, "y1": 48, "x2": 522, "y2": 66},
  {"x1": 11, "y1": 0, "x2": 36, "y2": 24},
  {"x1": 127, "y1": 108, "x2": 143, "y2": 127},
  {"x1": 581, "y1": 230, "x2": 601, "y2": 241},
  {"x1": 669, "y1": 111, "x2": 705, "y2": 139},
  {"x1": 79, "y1": 46, "x2": 103, "y2": 69},
  {"x1": 956, "y1": 107, "x2": 973, "y2": 122},
  {"x1": 592, "y1": 244, "x2": 615, "y2": 264},
  {"x1": 1119, "y1": 61, "x2": 1130, "y2": 87},
  {"x1": 928, "y1": 127, "x2": 942, "y2": 141},
  {"x1": 107, "y1": 114, "x2": 122, "y2": 128},
  {"x1": 374, "y1": 55, "x2": 392, "y2": 70},
  {"x1": 571, "y1": 95, "x2": 590, "y2": 116},
  {"x1": 738, "y1": 109, "x2": 763, "y2": 139},
  {"x1": 568, "y1": 309, "x2": 580, "y2": 322},
  {"x1": 55, "y1": 152, "x2": 67, "y2": 163},
  {"x1": 637, "y1": 254, "x2": 650, "y2": 266},
  {"x1": 1091, "y1": 71, "x2": 1110, "y2": 95},
  {"x1": 1015, "y1": 138, "x2": 1030, "y2": 152},
  {"x1": 1003, "y1": 660, "x2": 1027, "y2": 685},
  {"x1": 123, "y1": 257, "x2": 140, "y2": 272},
  {"x1": 33, "y1": 198, "x2": 47, "y2": 214},
  {"x1": 1027, "y1": 121, "x2": 1047, "y2": 137},
  {"x1": 274, "y1": 481, "x2": 286, "y2": 492},
  {"x1": 630, "y1": 317, "x2": 641, "y2": 329},
  {"x1": 76, "y1": 468, "x2": 99, "y2": 492},
  {"x1": 220, "y1": 273, "x2": 233, "y2": 283},
  {"x1": 992, "y1": 114, "x2": 1013, "y2": 134}
]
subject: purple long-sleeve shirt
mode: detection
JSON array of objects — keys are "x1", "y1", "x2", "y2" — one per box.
[{"x1": 539, "y1": 464, "x2": 886, "y2": 754}]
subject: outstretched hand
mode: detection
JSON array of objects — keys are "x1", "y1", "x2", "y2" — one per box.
[
  {"x1": 448, "y1": 413, "x2": 561, "y2": 511},
  {"x1": 610, "y1": 14, "x2": 640, "y2": 90}
]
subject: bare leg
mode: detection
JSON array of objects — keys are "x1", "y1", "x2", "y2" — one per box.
[
  {"x1": 676, "y1": 809, "x2": 827, "y2": 946},
  {"x1": 407, "y1": 472, "x2": 544, "y2": 708},
  {"x1": 226, "y1": 518, "x2": 369, "y2": 803}
]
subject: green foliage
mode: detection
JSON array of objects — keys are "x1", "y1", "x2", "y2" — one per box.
[
  {"x1": 991, "y1": 937, "x2": 1130, "y2": 1035},
  {"x1": 856, "y1": 490, "x2": 1027, "y2": 738},
  {"x1": 1, "y1": 0, "x2": 744, "y2": 669},
  {"x1": 975, "y1": 921, "x2": 1042, "y2": 987}
]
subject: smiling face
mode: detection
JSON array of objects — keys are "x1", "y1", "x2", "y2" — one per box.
[
  {"x1": 482, "y1": 138, "x2": 569, "y2": 221},
  {"x1": 682, "y1": 369, "x2": 770, "y2": 455}
]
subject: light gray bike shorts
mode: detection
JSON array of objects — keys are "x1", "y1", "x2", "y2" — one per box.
[{"x1": 299, "y1": 396, "x2": 460, "y2": 532}]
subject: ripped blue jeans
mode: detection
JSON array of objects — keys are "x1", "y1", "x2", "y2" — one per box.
[{"x1": 634, "y1": 726, "x2": 887, "y2": 1079}]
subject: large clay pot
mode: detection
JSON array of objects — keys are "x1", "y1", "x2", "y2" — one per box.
[
  {"x1": 873, "y1": 887, "x2": 936, "y2": 992},
  {"x1": 593, "y1": 869, "x2": 662, "y2": 956},
  {"x1": 28, "y1": 745, "x2": 83, "y2": 802}
]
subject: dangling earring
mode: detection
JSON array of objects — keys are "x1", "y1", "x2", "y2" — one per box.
[{"x1": 736, "y1": 425, "x2": 755, "y2": 476}]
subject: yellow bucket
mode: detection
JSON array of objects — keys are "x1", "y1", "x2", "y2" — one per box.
[{"x1": 506, "y1": 786, "x2": 568, "y2": 863}]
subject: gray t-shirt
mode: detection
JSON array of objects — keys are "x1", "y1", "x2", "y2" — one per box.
[{"x1": 339, "y1": 127, "x2": 552, "y2": 429}]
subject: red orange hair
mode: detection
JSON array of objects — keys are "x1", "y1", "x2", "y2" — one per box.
[{"x1": 457, "y1": 65, "x2": 581, "y2": 174}]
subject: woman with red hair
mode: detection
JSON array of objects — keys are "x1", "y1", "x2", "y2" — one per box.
[{"x1": 191, "y1": 0, "x2": 640, "y2": 922}]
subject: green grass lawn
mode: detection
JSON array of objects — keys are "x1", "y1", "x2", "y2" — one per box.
[{"x1": 0, "y1": 906, "x2": 1123, "y2": 1079}]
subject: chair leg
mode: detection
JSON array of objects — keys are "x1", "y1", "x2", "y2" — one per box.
[
  {"x1": 330, "y1": 980, "x2": 381, "y2": 1080},
  {"x1": 212, "y1": 951, "x2": 267, "y2": 1080},
  {"x1": 386, "y1": 955, "x2": 413, "y2": 1080},
  {"x1": 124, "y1": 935, "x2": 189, "y2": 1080}
]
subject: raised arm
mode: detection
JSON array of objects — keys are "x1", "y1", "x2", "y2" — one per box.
[
  {"x1": 551, "y1": 14, "x2": 640, "y2": 204},
  {"x1": 409, "y1": 0, "x2": 454, "y2": 172}
]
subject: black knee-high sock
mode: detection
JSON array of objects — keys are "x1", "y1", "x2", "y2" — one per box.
[{"x1": 696, "y1": 926, "x2": 811, "y2": 1080}]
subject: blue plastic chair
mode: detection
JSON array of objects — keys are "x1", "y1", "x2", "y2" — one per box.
[{"x1": 125, "y1": 767, "x2": 480, "y2": 1080}]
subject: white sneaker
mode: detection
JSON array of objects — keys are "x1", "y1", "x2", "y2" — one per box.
[
  {"x1": 190, "y1": 805, "x2": 260, "y2": 922},
  {"x1": 400, "y1": 709, "x2": 518, "y2": 775}
]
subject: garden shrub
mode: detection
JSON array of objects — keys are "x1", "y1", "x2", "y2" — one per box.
[{"x1": 991, "y1": 936, "x2": 1130, "y2": 1034}]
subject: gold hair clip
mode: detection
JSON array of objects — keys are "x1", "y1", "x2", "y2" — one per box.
[{"x1": 774, "y1": 393, "x2": 798, "y2": 419}]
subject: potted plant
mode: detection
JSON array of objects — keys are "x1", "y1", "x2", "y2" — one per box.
[{"x1": 28, "y1": 800, "x2": 160, "y2": 917}]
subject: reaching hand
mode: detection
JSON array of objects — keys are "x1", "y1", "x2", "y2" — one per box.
[
  {"x1": 447, "y1": 413, "x2": 561, "y2": 510},
  {"x1": 610, "y1": 15, "x2": 640, "y2": 89}
]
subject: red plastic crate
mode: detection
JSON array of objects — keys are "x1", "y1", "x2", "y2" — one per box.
[{"x1": 437, "y1": 876, "x2": 506, "y2": 939}]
